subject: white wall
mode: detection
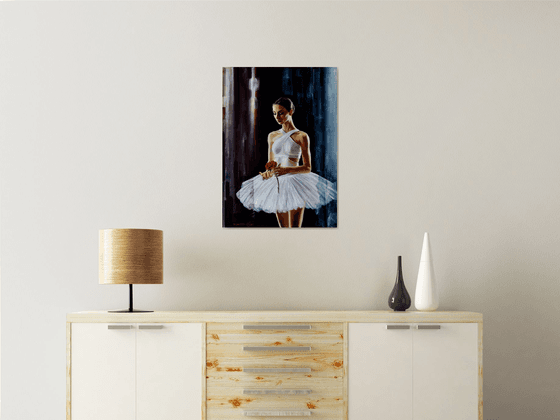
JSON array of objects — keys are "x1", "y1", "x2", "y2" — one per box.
[{"x1": 1, "y1": 2, "x2": 559, "y2": 419}]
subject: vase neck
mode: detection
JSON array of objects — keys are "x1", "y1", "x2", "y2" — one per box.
[{"x1": 396, "y1": 256, "x2": 404, "y2": 282}]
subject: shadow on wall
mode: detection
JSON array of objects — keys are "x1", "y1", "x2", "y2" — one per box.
[{"x1": 479, "y1": 241, "x2": 560, "y2": 420}]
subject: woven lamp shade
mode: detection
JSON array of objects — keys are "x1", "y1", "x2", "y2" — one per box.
[{"x1": 99, "y1": 229, "x2": 163, "y2": 285}]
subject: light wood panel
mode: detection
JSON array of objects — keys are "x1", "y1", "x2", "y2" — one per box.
[
  {"x1": 67, "y1": 311, "x2": 483, "y2": 324},
  {"x1": 207, "y1": 393, "x2": 344, "y2": 417},
  {"x1": 203, "y1": 323, "x2": 207, "y2": 420},
  {"x1": 478, "y1": 322, "x2": 483, "y2": 420},
  {"x1": 207, "y1": 373, "x2": 342, "y2": 389},
  {"x1": 207, "y1": 354, "x2": 343, "y2": 372},
  {"x1": 342, "y1": 322, "x2": 348, "y2": 420},
  {"x1": 206, "y1": 322, "x2": 344, "y2": 420},
  {"x1": 243, "y1": 410, "x2": 312, "y2": 417},
  {"x1": 208, "y1": 322, "x2": 343, "y2": 333},
  {"x1": 209, "y1": 342, "x2": 343, "y2": 355},
  {"x1": 66, "y1": 322, "x2": 71, "y2": 420}
]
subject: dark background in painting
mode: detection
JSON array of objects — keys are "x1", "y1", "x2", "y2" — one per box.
[{"x1": 223, "y1": 67, "x2": 338, "y2": 227}]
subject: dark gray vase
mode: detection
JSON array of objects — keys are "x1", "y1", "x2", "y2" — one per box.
[{"x1": 388, "y1": 256, "x2": 411, "y2": 311}]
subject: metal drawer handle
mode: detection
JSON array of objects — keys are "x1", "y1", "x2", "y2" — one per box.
[
  {"x1": 243, "y1": 346, "x2": 311, "y2": 352},
  {"x1": 107, "y1": 325, "x2": 134, "y2": 330},
  {"x1": 243, "y1": 410, "x2": 311, "y2": 416},
  {"x1": 243, "y1": 325, "x2": 312, "y2": 330},
  {"x1": 417, "y1": 325, "x2": 441, "y2": 330},
  {"x1": 138, "y1": 325, "x2": 164, "y2": 330},
  {"x1": 386, "y1": 325, "x2": 410, "y2": 330},
  {"x1": 244, "y1": 389, "x2": 312, "y2": 395},
  {"x1": 243, "y1": 368, "x2": 312, "y2": 373}
]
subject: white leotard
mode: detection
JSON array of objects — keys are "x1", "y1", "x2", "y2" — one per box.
[{"x1": 271, "y1": 129, "x2": 301, "y2": 167}]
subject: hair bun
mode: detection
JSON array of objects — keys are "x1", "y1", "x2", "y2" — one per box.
[{"x1": 273, "y1": 97, "x2": 294, "y2": 111}]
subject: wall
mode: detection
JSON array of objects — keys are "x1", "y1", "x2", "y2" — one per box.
[{"x1": 1, "y1": 2, "x2": 559, "y2": 419}]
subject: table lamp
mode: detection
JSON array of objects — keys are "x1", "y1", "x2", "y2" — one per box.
[{"x1": 99, "y1": 228, "x2": 163, "y2": 313}]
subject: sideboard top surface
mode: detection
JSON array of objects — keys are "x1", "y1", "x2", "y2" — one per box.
[{"x1": 67, "y1": 311, "x2": 482, "y2": 323}]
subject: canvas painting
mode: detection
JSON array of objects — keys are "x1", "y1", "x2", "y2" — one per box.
[{"x1": 223, "y1": 67, "x2": 338, "y2": 228}]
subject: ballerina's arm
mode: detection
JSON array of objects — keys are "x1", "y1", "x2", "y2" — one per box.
[
  {"x1": 273, "y1": 132, "x2": 312, "y2": 176},
  {"x1": 260, "y1": 132, "x2": 277, "y2": 180}
]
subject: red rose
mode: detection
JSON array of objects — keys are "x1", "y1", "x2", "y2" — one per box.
[{"x1": 265, "y1": 161, "x2": 278, "y2": 171}]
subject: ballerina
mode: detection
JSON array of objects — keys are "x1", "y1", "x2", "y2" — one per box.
[{"x1": 236, "y1": 97, "x2": 336, "y2": 228}]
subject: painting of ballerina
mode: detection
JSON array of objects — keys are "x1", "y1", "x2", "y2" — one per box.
[{"x1": 223, "y1": 67, "x2": 338, "y2": 228}]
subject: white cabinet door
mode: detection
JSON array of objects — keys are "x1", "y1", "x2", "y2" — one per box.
[
  {"x1": 136, "y1": 323, "x2": 203, "y2": 420},
  {"x1": 71, "y1": 323, "x2": 136, "y2": 420},
  {"x1": 349, "y1": 323, "x2": 479, "y2": 420},
  {"x1": 348, "y1": 323, "x2": 413, "y2": 420},
  {"x1": 413, "y1": 323, "x2": 478, "y2": 420}
]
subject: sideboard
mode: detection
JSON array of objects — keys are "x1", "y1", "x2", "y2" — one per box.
[{"x1": 66, "y1": 311, "x2": 482, "y2": 420}]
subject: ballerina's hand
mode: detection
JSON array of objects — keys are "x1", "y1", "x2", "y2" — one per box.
[{"x1": 259, "y1": 170, "x2": 274, "y2": 180}]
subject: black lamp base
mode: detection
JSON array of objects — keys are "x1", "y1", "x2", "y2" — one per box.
[
  {"x1": 109, "y1": 284, "x2": 153, "y2": 313},
  {"x1": 108, "y1": 309, "x2": 153, "y2": 313}
]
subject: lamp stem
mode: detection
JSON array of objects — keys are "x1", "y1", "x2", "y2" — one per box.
[{"x1": 108, "y1": 283, "x2": 152, "y2": 313}]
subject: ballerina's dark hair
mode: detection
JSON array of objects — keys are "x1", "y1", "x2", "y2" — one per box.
[{"x1": 273, "y1": 97, "x2": 295, "y2": 111}]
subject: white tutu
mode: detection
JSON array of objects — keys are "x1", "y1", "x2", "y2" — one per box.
[
  {"x1": 236, "y1": 128, "x2": 337, "y2": 213},
  {"x1": 236, "y1": 172, "x2": 336, "y2": 214}
]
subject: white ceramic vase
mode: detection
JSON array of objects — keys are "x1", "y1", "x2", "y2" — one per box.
[{"x1": 415, "y1": 232, "x2": 439, "y2": 311}]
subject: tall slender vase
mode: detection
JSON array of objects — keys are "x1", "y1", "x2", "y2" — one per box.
[
  {"x1": 415, "y1": 232, "x2": 439, "y2": 311},
  {"x1": 388, "y1": 256, "x2": 411, "y2": 311}
]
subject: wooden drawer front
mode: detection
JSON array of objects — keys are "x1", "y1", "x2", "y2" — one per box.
[{"x1": 207, "y1": 323, "x2": 344, "y2": 419}]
